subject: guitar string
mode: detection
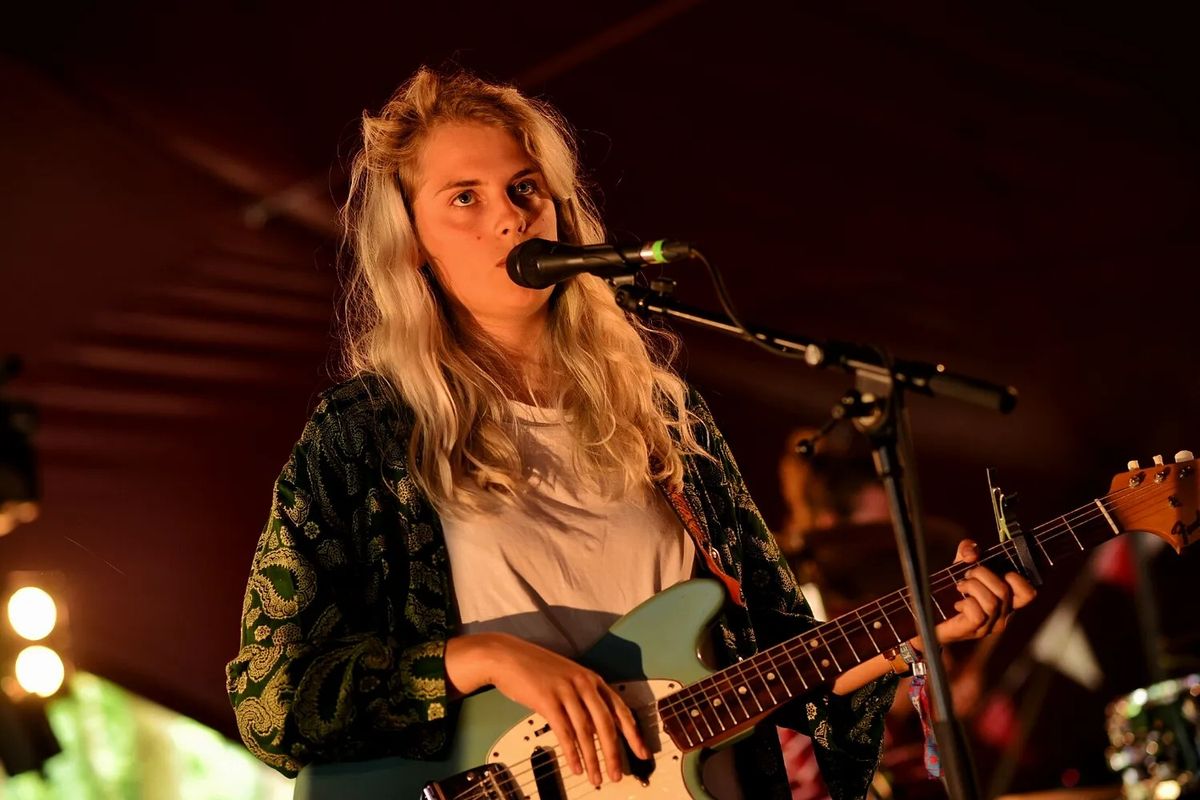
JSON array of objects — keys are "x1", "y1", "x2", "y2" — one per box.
[
  {"x1": 450, "y1": 475, "x2": 1188, "y2": 800},
  {"x1": 744, "y1": 477, "x2": 1178, "y2": 702},
  {"x1": 452, "y1": 477, "x2": 1182, "y2": 800},
  {"x1": 457, "y1": 479, "x2": 1185, "y2": 800},
  {"x1": 452, "y1": 720, "x2": 668, "y2": 800},
  {"x1": 656, "y1": 475, "x2": 1169, "y2": 720},
  {"x1": 459, "y1": 477, "x2": 1183, "y2": 800}
]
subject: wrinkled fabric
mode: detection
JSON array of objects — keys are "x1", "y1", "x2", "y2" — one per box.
[{"x1": 226, "y1": 373, "x2": 897, "y2": 799}]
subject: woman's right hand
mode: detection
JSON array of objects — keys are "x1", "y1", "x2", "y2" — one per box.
[{"x1": 444, "y1": 632, "x2": 652, "y2": 787}]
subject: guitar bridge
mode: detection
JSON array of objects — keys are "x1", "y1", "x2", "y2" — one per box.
[{"x1": 421, "y1": 763, "x2": 521, "y2": 800}]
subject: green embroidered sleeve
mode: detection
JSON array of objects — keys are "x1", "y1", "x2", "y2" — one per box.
[
  {"x1": 690, "y1": 390, "x2": 898, "y2": 800},
  {"x1": 225, "y1": 383, "x2": 451, "y2": 776}
]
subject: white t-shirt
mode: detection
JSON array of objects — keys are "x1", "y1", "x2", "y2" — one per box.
[
  {"x1": 441, "y1": 401, "x2": 742, "y2": 799},
  {"x1": 441, "y1": 400, "x2": 697, "y2": 657}
]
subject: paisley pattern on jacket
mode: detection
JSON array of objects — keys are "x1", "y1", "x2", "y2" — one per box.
[{"x1": 226, "y1": 374, "x2": 896, "y2": 799}]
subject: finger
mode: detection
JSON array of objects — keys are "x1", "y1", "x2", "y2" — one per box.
[
  {"x1": 954, "y1": 539, "x2": 980, "y2": 565},
  {"x1": 607, "y1": 686, "x2": 651, "y2": 760},
  {"x1": 953, "y1": 594, "x2": 990, "y2": 636},
  {"x1": 1004, "y1": 572, "x2": 1038, "y2": 609},
  {"x1": 958, "y1": 578, "x2": 1002, "y2": 630},
  {"x1": 964, "y1": 565, "x2": 1014, "y2": 617},
  {"x1": 545, "y1": 704, "x2": 583, "y2": 777},
  {"x1": 577, "y1": 678, "x2": 623, "y2": 782},
  {"x1": 560, "y1": 691, "x2": 602, "y2": 786}
]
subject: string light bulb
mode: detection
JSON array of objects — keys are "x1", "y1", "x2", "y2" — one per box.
[
  {"x1": 14, "y1": 645, "x2": 65, "y2": 697},
  {"x1": 7, "y1": 586, "x2": 57, "y2": 641}
]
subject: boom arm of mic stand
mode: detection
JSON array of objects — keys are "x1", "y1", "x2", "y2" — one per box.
[{"x1": 614, "y1": 284, "x2": 1017, "y2": 414}]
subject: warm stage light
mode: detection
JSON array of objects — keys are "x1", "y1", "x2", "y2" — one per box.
[
  {"x1": 1154, "y1": 781, "x2": 1182, "y2": 800},
  {"x1": 14, "y1": 645, "x2": 65, "y2": 697},
  {"x1": 7, "y1": 586, "x2": 57, "y2": 641}
]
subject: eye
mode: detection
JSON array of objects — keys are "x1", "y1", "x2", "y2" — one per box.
[
  {"x1": 511, "y1": 179, "x2": 539, "y2": 196},
  {"x1": 451, "y1": 190, "x2": 476, "y2": 207}
]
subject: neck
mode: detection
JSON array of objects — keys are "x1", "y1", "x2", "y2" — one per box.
[
  {"x1": 451, "y1": 303, "x2": 552, "y2": 403},
  {"x1": 473, "y1": 306, "x2": 549, "y2": 362}
]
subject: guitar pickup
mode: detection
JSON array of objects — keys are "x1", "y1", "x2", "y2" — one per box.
[{"x1": 421, "y1": 763, "x2": 521, "y2": 800}]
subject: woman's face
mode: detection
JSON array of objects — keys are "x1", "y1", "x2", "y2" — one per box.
[{"x1": 410, "y1": 122, "x2": 558, "y2": 326}]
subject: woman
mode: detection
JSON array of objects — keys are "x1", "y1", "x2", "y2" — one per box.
[{"x1": 225, "y1": 66, "x2": 1034, "y2": 799}]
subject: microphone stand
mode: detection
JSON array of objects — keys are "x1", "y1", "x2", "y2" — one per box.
[{"x1": 615, "y1": 280, "x2": 1016, "y2": 800}]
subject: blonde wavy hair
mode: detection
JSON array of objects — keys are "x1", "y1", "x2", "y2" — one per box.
[{"x1": 339, "y1": 66, "x2": 706, "y2": 512}]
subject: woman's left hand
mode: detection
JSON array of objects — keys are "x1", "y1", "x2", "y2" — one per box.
[{"x1": 932, "y1": 539, "x2": 1038, "y2": 644}]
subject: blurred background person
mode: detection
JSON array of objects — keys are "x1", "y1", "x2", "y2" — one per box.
[{"x1": 774, "y1": 426, "x2": 1001, "y2": 800}]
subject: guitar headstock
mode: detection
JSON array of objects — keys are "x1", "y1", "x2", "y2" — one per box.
[{"x1": 1107, "y1": 451, "x2": 1198, "y2": 553}]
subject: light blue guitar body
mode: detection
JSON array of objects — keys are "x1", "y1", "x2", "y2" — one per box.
[{"x1": 294, "y1": 579, "x2": 732, "y2": 800}]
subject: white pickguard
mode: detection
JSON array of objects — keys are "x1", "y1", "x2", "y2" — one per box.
[{"x1": 485, "y1": 679, "x2": 701, "y2": 799}]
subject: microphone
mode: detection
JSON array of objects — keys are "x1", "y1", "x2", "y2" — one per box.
[{"x1": 506, "y1": 238, "x2": 693, "y2": 289}]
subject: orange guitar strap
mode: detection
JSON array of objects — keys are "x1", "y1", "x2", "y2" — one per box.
[{"x1": 664, "y1": 486, "x2": 747, "y2": 609}]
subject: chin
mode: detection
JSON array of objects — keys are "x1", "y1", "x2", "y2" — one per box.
[{"x1": 506, "y1": 283, "x2": 554, "y2": 314}]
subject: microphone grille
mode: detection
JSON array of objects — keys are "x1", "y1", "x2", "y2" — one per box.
[{"x1": 506, "y1": 238, "x2": 556, "y2": 289}]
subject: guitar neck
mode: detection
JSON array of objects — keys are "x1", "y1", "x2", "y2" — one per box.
[{"x1": 657, "y1": 494, "x2": 1128, "y2": 751}]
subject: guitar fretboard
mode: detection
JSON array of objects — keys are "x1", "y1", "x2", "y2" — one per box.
[{"x1": 655, "y1": 476, "x2": 1164, "y2": 751}]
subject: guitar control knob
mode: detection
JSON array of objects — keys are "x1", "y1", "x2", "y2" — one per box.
[
  {"x1": 1176, "y1": 450, "x2": 1195, "y2": 463},
  {"x1": 1152, "y1": 455, "x2": 1165, "y2": 466},
  {"x1": 1127, "y1": 460, "x2": 1141, "y2": 470}
]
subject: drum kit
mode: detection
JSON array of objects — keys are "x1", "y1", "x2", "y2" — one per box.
[{"x1": 1106, "y1": 674, "x2": 1200, "y2": 800}]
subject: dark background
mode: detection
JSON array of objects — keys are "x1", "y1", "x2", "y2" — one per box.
[{"x1": 2, "y1": 3, "x2": 1198, "y2": 794}]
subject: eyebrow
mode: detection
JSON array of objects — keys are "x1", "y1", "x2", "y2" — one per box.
[{"x1": 436, "y1": 166, "x2": 540, "y2": 195}]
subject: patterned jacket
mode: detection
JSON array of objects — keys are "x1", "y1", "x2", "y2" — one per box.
[{"x1": 225, "y1": 374, "x2": 897, "y2": 799}]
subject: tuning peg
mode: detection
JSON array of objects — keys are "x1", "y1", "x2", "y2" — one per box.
[
  {"x1": 1176, "y1": 450, "x2": 1195, "y2": 463},
  {"x1": 1127, "y1": 459, "x2": 1141, "y2": 470},
  {"x1": 1152, "y1": 454, "x2": 1165, "y2": 466}
]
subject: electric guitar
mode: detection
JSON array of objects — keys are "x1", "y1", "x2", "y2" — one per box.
[{"x1": 294, "y1": 453, "x2": 1199, "y2": 800}]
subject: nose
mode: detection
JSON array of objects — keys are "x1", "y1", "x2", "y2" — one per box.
[{"x1": 494, "y1": 193, "x2": 529, "y2": 238}]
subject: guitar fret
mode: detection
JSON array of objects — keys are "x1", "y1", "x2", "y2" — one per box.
[
  {"x1": 685, "y1": 709, "x2": 702, "y2": 746},
  {"x1": 794, "y1": 664, "x2": 809, "y2": 691},
  {"x1": 728, "y1": 667, "x2": 753, "y2": 719},
  {"x1": 701, "y1": 687, "x2": 724, "y2": 735},
  {"x1": 765, "y1": 650, "x2": 794, "y2": 699},
  {"x1": 672, "y1": 705, "x2": 700, "y2": 748},
  {"x1": 878, "y1": 599, "x2": 901, "y2": 641},
  {"x1": 784, "y1": 643, "x2": 811, "y2": 691},
  {"x1": 802, "y1": 636, "x2": 826, "y2": 681},
  {"x1": 1062, "y1": 515, "x2": 1084, "y2": 550},
  {"x1": 818, "y1": 627, "x2": 844, "y2": 672},
  {"x1": 689, "y1": 692, "x2": 716, "y2": 738},
  {"x1": 1034, "y1": 535, "x2": 1055, "y2": 565},
  {"x1": 832, "y1": 617, "x2": 860, "y2": 662},
  {"x1": 709, "y1": 680, "x2": 740, "y2": 728},
  {"x1": 767, "y1": 643, "x2": 806, "y2": 695},
  {"x1": 931, "y1": 593, "x2": 947, "y2": 621},
  {"x1": 743, "y1": 664, "x2": 765, "y2": 713},
  {"x1": 754, "y1": 657, "x2": 780, "y2": 705},
  {"x1": 856, "y1": 608, "x2": 880, "y2": 651}
]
